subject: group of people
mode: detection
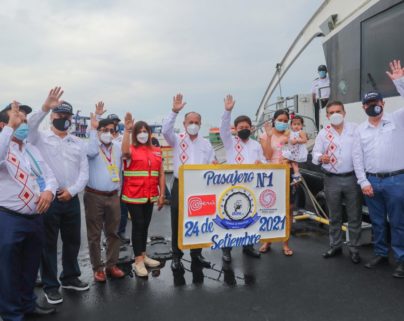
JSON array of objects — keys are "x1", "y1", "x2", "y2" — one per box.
[{"x1": 1, "y1": 59, "x2": 404, "y2": 321}]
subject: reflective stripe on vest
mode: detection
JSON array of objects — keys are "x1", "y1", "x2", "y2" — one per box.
[
  {"x1": 123, "y1": 170, "x2": 159, "y2": 177},
  {"x1": 121, "y1": 195, "x2": 159, "y2": 203}
]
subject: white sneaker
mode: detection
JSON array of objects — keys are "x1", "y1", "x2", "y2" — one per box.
[
  {"x1": 133, "y1": 261, "x2": 148, "y2": 277},
  {"x1": 144, "y1": 255, "x2": 160, "y2": 268}
]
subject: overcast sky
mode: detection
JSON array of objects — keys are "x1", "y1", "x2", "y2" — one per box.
[{"x1": 0, "y1": 0, "x2": 325, "y2": 133}]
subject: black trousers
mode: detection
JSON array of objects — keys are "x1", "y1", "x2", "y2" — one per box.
[
  {"x1": 171, "y1": 178, "x2": 202, "y2": 259},
  {"x1": 127, "y1": 203, "x2": 154, "y2": 257},
  {"x1": 314, "y1": 98, "x2": 328, "y2": 130},
  {"x1": 41, "y1": 196, "x2": 82, "y2": 291}
]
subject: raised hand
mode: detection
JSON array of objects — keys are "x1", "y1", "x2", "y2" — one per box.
[
  {"x1": 42, "y1": 87, "x2": 64, "y2": 112},
  {"x1": 90, "y1": 113, "x2": 99, "y2": 130},
  {"x1": 8, "y1": 101, "x2": 22, "y2": 130},
  {"x1": 172, "y1": 93, "x2": 186, "y2": 113},
  {"x1": 124, "y1": 112, "x2": 134, "y2": 131},
  {"x1": 224, "y1": 94, "x2": 236, "y2": 111},
  {"x1": 95, "y1": 101, "x2": 107, "y2": 116},
  {"x1": 264, "y1": 121, "x2": 273, "y2": 137},
  {"x1": 386, "y1": 59, "x2": 404, "y2": 81}
]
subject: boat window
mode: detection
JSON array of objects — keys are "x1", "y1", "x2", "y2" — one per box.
[{"x1": 361, "y1": 2, "x2": 404, "y2": 98}]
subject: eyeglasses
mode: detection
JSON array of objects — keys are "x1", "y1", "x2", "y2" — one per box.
[{"x1": 100, "y1": 128, "x2": 116, "y2": 134}]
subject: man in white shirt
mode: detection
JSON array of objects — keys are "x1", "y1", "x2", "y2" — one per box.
[
  {"x1": 0, "y1": 102, "x2": 57, "y2": 321},
  {"x1": 312, "y1": 101, "x2": 362, "y2": 264},
  {"x1": 28, "y1": 87, "x2": 89, "y2": 304},
  {"x1": 162, "y1": 93, "x2": 215, "y2": 271},
  {"x1": 220, "y1": 95, "x2": 266, "y2": 262},
  {"x1": 353, "y1": 59, "x2": 404, "y2": 278},
  {"x1": 312, "y1": 65, "x2": 331, "y2": 130},
  {"x1": 84, "y1": 115, "x2": 125, "y2": 283}
]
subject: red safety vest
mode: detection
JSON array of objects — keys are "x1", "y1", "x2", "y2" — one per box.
[{"x1": 121, "y1": 145, "x2": 162, "y2": 204}]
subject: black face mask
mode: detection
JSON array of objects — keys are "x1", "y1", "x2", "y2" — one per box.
[
  {"x1": 237, "y1": 129, "x2": 251, "y2": 140},
  {"x1": 365, "y1": 104, "x2": 383, "y2": 117},
  {"x1": 53, "y1": 118, "x2": 71, "y2": 131}
]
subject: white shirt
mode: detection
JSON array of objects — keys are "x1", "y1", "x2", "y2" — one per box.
[
  {"x1": 220, "y1": 110, "x2": 266, "y2": 164},
  {"x1": 353, "y1": 77, "x2": 404, "y2": 188},
  {"x1": 312, "y1": 121, "x2": 357, "y2": 173},
  {"x1": 0, "y1": 126, "x2": 58, "y2": 214},
  {"x1": 311, "y1": 75, "x2": 330, "y2": 99},
  {"x1": 28, "y1": 110, "x2": 89, "y2": 197},
  {"x1": 87, "y1": 130, "x2": 122, "y2": 192},
  {"x1": 162, "y1": 111, "x2": 215, "y2": 178}
]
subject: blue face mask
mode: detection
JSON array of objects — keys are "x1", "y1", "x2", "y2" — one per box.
[
  {"x1": 318, "y1": 70, "x2": 327, "y2": 78},
  {"x1": 13, "y1": 123, "x2": 29, "y2": 141},
  {"x1": 274, "y1": 121, "x2": 288, "y2": 132}
]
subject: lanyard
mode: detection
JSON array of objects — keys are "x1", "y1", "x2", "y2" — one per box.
[
  {"x1": 25, "y1": 148, "x2": 43, "y2": 178},
  {"x1": 99, "y1": 145, "x2": 115, "y2": 166}
]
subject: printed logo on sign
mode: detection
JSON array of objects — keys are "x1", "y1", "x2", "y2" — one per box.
[
  {"x1": 259, "y1": 189, "x2": 276, "y2": 209},
  {"x1": 188, "y1": 195, "x2": 216, "y2": 217}
]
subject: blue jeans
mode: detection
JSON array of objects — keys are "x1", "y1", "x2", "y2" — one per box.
[
  {"x1": 41, "y1": 196, "x2": 82, "y2": 290},
  {"x1": 0, "y1": 212, "x2": 43, "y2": 321},
  {"x1": 365, "y1": 174, "x2": 404, "y2": 262}
]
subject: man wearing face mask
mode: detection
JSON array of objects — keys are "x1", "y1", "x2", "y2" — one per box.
[
  {"x1": 220, "y1": 95, "x2": 266, "y2": 262},
  {"x1": 312, "y1": 65, "x2": 330, "y2": 130},
  {"x1": 312, "y1": 101, "x2": 362, "y2": 263},
  {"x1": 84, "y1": 114, "x2": 125, "y2": 282},
  {"x1": 28, "y1": 87, "x2": 89, "y2": 304},
  {"x1": 353, "y1": 59, "x2": 404, "y2": 278},
  {"x1": 0, "y1": 102, "x2": 58, "y2": 321},
  {"x1": 162, "y1": 93, "x2": 215, "y2": 271}
]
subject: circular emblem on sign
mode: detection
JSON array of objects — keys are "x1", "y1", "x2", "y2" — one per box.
[
  {"x1": 219, "y1": 186, "x2": 256, "y2": 221},
  {"x1": 259, "y1": 189, "x2": 276, "y2": 209}
]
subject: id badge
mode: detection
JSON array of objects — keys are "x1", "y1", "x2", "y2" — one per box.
[
  {"x1": 108, "y1": 165, "x2": 120, "y2": 183},
  {"x1": 36, "y1": 176, "x2": 46, "y2": 192}
]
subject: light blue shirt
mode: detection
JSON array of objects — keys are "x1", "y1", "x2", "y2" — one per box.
[{"x1": 87, "y1": 130, "x2": 122, "y2": 192}]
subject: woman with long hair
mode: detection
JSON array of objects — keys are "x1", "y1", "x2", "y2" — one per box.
[{"x1": 121, "y1": 113, "x2": 165, "y2": 277}]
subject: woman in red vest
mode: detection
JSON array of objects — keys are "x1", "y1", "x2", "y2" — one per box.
[{"x1": 122, "y1": 113, "x2": 165, "y2": 277}]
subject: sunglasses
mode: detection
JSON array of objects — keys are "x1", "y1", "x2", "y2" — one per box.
[{"x1": 99, "y1": 128, "x2": 116, "y2": 134}]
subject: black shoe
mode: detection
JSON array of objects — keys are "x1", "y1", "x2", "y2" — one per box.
[
  {"x1": 61, "y1": 278, "x2": 89, "y2": 291},
  {"x1": 118, "y1": 233, "x2": 130, "y2": 245},
  {"x1": 322, "y1": 247, "x2": 342, "y2": 258},
  {"x1": 26, "y1": 303, "x2": 56, "y2": 316},
  {"x1": 172, "y1": 269, "x2": 186, "y2": 286},
  {"x1": 171, "y1": 257, "x2": 184, "y2": 271},
  {"x1": 364, "y1": 255, "x2": 389, "y2": 269},
  {"x1": 350, "y1": 252, "x2": 361, "y2": 264},
  {"x1": 222, "y1": 248, "x2": 232, "y2": 263},
  {"x1": 392, "y1": 262, "x2": 404, "y2": 278},
  {"x1": 191, "y1": 255, "x2": 211, "y2": 268},
  {"x1": 243, "y1": 245, "x2": 261, "y2": 258},
  {"x1": 44, "y1": 288, "x2": 63, "y2": 305}
]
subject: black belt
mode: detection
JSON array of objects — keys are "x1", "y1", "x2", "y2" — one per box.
[
  {"x1": 0, "y1": 206, "x2": 40, "y2": 219},
  {"x1": 323, "y1": 170, "x2": 355, "y2": 177},
  {"x1": 366, "y1": 169, "x2": 404, "y2": 179},
  {"x1": 85, "y1": 186, "x2": 118, "y2": 197}
]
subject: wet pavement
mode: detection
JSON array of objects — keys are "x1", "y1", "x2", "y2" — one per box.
[{"x1": 29, "y1": 195, "x2": 404, "y2": 321}]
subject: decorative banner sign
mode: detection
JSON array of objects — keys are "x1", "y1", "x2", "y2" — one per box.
[{"x1": 178, "y1": 164, "x2": 290, "y2": 250}]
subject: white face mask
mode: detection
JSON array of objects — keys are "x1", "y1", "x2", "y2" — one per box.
[
  {"x1": 100, "y1": 132, "x2": 113, "y2": 144},
  {"x1": 137, "y1": 132, "x2": 149, "y2": 144},
  {"x1": 329, "y1": 113, "x2": 344, "y2": 126},
  {"x1": 186, "y1": 124, "x2": 200, "y2": 136}
]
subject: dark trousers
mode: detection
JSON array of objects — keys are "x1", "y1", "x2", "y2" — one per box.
[
  {"x1": 84, "y1": 192, "x2": 121, "y2": 270},
  {"x1": 314, "y1": 99, "x2": 328, "y2": 130},
  {"x1": 324, "y1": 175, "x2": 362, "y2": 252},
  {"x1": 171, "y1": 178, "x2": 202, "y2": 259},
  {"x1": 365, "y1": 174, "x2": 404, "y2": 262},
  {"x1": 0, "y1": 212, "x2": 43, "y2": 321},
  {"x1": 118, "y1": 200, "x2": 128, "y2": 235},
  {"x1": 41, "y1": 196, "x2": 82, "y2": 290},
  {"x1": 127, "y1": 203, "x2": 154, "y2": 257}
]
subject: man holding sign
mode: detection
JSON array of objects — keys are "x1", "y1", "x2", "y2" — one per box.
[
  {"x1": 162, "y1": 93, "x2": 216, "y2": 271},
  {"x1": 219, "y1": 95, "x2": 266, "y2": 262}
]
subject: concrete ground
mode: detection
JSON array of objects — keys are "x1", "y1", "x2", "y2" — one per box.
[{"x1": 28, "y1": 196, "x2": 404, "y2": 321}]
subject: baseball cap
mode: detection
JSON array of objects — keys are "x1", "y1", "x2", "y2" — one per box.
[
  {"x1": 1, "y1": 103, "x2": 32, "y2": 115},
  {"x1": 53, "y1": 101, "x2": 74, "y2": 115},
  {"x1": 362, "y1": 92, "x2": 383, "y2": 104},
  {"x1": 107, "y1": 114, "x2": 121, "y2": 122},
  {"x1": 97, "y1": 118, "x2": 115, "y2": 130}
]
